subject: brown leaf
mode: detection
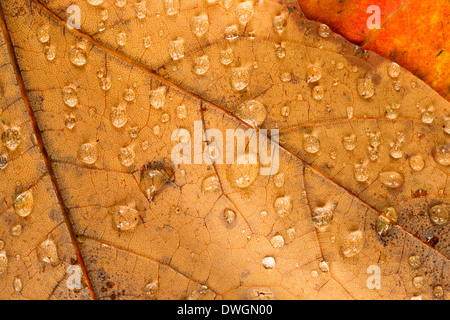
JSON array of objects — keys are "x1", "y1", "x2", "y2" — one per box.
[{"x1": 0, "y1": 0, "x2": 448, "y2": 300}]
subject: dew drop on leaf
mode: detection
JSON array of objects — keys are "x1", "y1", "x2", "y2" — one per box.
[
  {"x1": 227, "y1": 153, "x2": 259, "y2": 188},
  {"x1": 193, "y1": 55, "x2": 210, "y2": 75},
  {"x1": 235, "y1": 100, "x2": 266, "y2": 127},
  {"x1": 2, "y1": 126, "x2": 21, "y2": 151},
  {"x1": 78, "y1": 142, "x2": 98, "y2": 165},
  {"x1": 0, "y1": 251, "x2": 8, "y2": 275},
  {"x1": 379, "y1": 171, "x2": 404, "y2": 189},
  {"x1": 356, "y1": 77, "x2": 375, "y2": 99},
  {"x1": 44, "y1": 45, "x2": 56, "y2": 61},
  {"x1": 163, "y1": 0, "x2": 180, "y2": 16},
  {"x1": 62, "y1": 85, "x2": 78, "y2": 107},
  {"x1": 220, "y1": 47, "x2": 234, "y2": 65},
  {"x1": 110, "y1": 103, "x2": 128, "y2": 128},
  {"x1": 341, "y1": 230, "x2": 364, "y2": 258},
  {"x1": 433, "y1": 285, "x2": 444, "y2": 298},
  {"x1": 150, "y1": 86, "x2": 167, "y2": 109},
  {"x1": 191, "y1": 13, "x2": 209, "y2": 37},
  {"x1": 235, "y1": 1, "x2": 254, "y2": 25},
  {"x1": 230, "y1": 67, "x2": 250, "y2": 91},
  {"x1": 273, "y1": 195, "x2": 292, "y2": 217},
  {"x1": 273, "y1": 12, "x2": 287, "y2": 35},
  {"x1": 307, "y1": 66, "x2": 322, "y2": 83},
  {"x1": 36, "y1": 25, "x2": 50, "y2": 43},
  {"x1": 432, "y1": 144, "x2": 449, "y2": 166},
  {"x1": 65, "y1": 114, "x2": 76, "y2": 129},
  {"x1": 118, "y1": 147, "x2": 135, "y2": 167},
  {"x1": 109, "y1": 204, "x2": 139, "y2": 231},
  {"x1": 13, "y1": 190, "x2": 34, "y2": 218},
  {"x1": 409, "y1": 154, "x2": 424, "y2": 171},
  {"x1": 168, "y1": 38, "x2": 185, "y2": 60},
  {"x1": 311, "y1": 85, "x2": 324, "y2": 101},
  {"x1": 13, "y1": 277, "x2": 22, "y2": 293},
  {"x1": 38, "y1": 239, "x2": 60, "y2": 265},
  {"x1": 302, "y1": 135, "x2": 320, "y2": 154},
  {"x1": 261, "y1": 256, "x2": 275, "y2": 269},
  {"x1": 223, "y1": 208, "x2": 236, "y2": 224},
  {"x1": 270, "y1": 235, "x2": 284, "y2": 248},
  {"x1": 135, "y1": 0, "x2": 147, "y2": 19},
  {"x1": 87, "y1": 0, "x2": 104, "y2": 5},
  {"x1": 224, "y1": 25, "x2": 239, "y2": 40},
  {"x1": 202, "y1": 174, "x2": 221, "y2": 192},
  {"x1": 139, "y1": 162, "x2": 173, "y2": 201},
  {"x1": 376, "y1": 207, "x2": 398, "y2": 236},
  {"x1": 342, "y1": 135, "x2": 357, "y2": 151},
  {"x1": 428, "y1": 204, "x2": 449, "y2": 226},
  {"x1": 317, "y1": 24, "x2": 331, "y2": 38},
  {"x1": 408, "y1": 255, "x2": 422, "y2": 269},
  {"x1": 116, "y1": 31, "x2": 127, "y2": 46},
  {"x1": 387, "y1": 62, "x2": 400, "y2": 78},
  {"x1": 354, "y1": 164, "x2": 369, "y2": 182},
  {"x1": 68, "y1": 47, "x2": 87, "y2": 67},
  {"x1": 311, "y1": 203, "x2": 336, "y2": 229}
]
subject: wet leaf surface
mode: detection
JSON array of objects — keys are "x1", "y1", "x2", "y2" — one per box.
[{"x1": 0, "y1": 0, "x2": 448, "y2": 300}]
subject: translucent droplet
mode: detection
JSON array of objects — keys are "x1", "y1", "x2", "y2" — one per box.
[
  {"x1": 319, "y1": 260, "x2": 329, "y2": 272},
  {"x1": 191, "y1": 13, "x2": 209, "y2": 37},
  {"x1": 11, "y1": 224, "x2": 22, "y2": 236},
  {"x1": 307, "y1": 66, "x2": 322, "y2": 83},
  {"x1": 280, "y1": 72, "x2": 292, "y2": 82},
  {"x1": 62, "y1": 85, "x2": 78, "y2": 107},
  {"x1": 275, "y1": 43, "x2": 286, "y2": 59},
  {"x1": 433, "y1": 285, "x2": 444, "y2": 298},
  {"x1": 116, "y1": 31, "x2": 127, "y2": 46},
  {"x1": 341, "y1": 230, "x2": 364, "y2": 258},
  {"x1": 357, "y1": 77, "x2": 375, "y2": 99},
  {"x1": 312, "y1": 85, "x2": 324, "y2": 101},
  {"x1": 150, "y1": 86, "x2": 166, "y2": 109},
  {"x1": 273, "y1": 12, "x2": 287, "y2": 34},
  {"x1": 160, "y1": 112, "x2": 170, "y2": 123},
  {"x1": 302, "y1": 135, "x2": 320, "y2": 154},
  {"x1": 110, "y1": 103, "x2": 127, "y2": 128},
  {"x1": 0, "y1": 251, "x2": 7, "y2": 275},
  {"x1": 135, "y1": 0, "x2": 147, "y2": 19},
  {"x1": 143, "y1": 280, "x2": 158, "y2": 296},
  {"x1": 409, "y1": 154, "x2": 424, "y2": 171},
  {"x1": 432, "y1": 144, "x2": 449, "y2": 166},
  {"x1": 68, "y1": 47, "x2": 87, "y2": 67},
  {"x1": 123, "y1": 88, "x2": 136, "y2": 102},
  {"x1": 421, "y1": 111, "x2": 435, "y2": 124},
  {"x1": 65, "y1": 114, "x2": 76, "y2": 129},
  {"x1": 37, "y1": 25, "x2": 50, "y2": 43},
  {"x1": 78, "y1": 142, "x2": 98, "y2": 165},
  {"x1": 227, "y1": 153, "x2": 259, "y2": 188},
  {"x1": 163, "y1": 0, "x2": 180, "y2": 16},
  {"x1": 376, "y1": 207, "x2": 398, "y2": 236},
  {"x1": 235, "y1": 1, "x2": 254, "y2": 25},
  {"x1": 13, "y1": 277, "x2": 22, "y2": 292},
  {"x1": 230, "y1": 67, "x2": 250, "y2": 91},
  {"x1": 235, "y1": 100, "x2": 266, "y2": 127},
  {"x1": 118, "y1": 147, "x2": 135, "y2": 167},
  {"x1": 274, "y1": 195, "x2": 292, "y2": 217},
  {"x1": 312, "y1": 203, "x2": 336, "y2": 229},
  {"x1": 224, "y1": 25, "x2": 239, "y2": 40},
  {"x1": 88, "y1": 0, "x2": 104, "y2": 5},
  {"x1": 261, "y1": 256, "x2": 275, "y2": 269},
  {"x1": 44, "y1": 45, "x2": 56, "y2": 61},
  {"x1": 0, "y1": 152, "x2": 8, "y2": 170},
  {"x1": 202, "y1": 174, "x2": 221, "y2": 192},
  {"x1": 390, "y1": 145, "x2": 403, "y2": 159},
  {"x1": 354, "y1": 164, "x2": 369, "y2": 182},
  {"x1": 317, "y1": 24, "x2": 331, "y2": 38},
  {"x1": 168, "y1": 38, "x2": 185, "y2": 60},
  {"x1": 379, "y1": 171, "x2": 404, "y2": 188},
  {"x1": 143, "y1": 35, "x2": 152, "y2": 48},
  {"x1": 270, "y1": 235, "x2": 284, "y2": 248},
  {"x1": 139, "y1": 162, "x2": 173, "y2": 201},
  {"x1": 443, "y1": 119, "x2": 450, "y2": 135},
  {"x1": 2, "y1": 127, "x2": 21, "y2": 151},
  {"x1": 273, "y1": 173, "x2": 284, "y2": 188},
  {"x1": 408, "y1": 255, "x2": 421, "y2": 269},
  {"x1": 223, "y1": 208, "x2": 236, "y2": 224},
  {"x1": 387, "y1": 62, "x2": 400, "y2": 78},
  {"x1": 193, "y1": 55, "x2": 210, "y2": 75},
  {"x1": 428, "y1": 204, "x2": 449, "y2": 226},
  {"x1": 38, "y1": 239, "x2": 59, "y2": 265},
  {"x1": 342, "y1": 135, "x2": 357, "y2": 151},
  {"x1": 220, "y1": 47, "x2": 234, "y2": 65},
  {"x1": 109, "y1": 204, "x2": 139, "y2": 231}
]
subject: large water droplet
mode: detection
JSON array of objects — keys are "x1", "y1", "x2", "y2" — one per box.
[
  {"x1": 109, "y1": 204, "x2": 139, "y2": 231},
  {"x1": 235, "y1": 100, "x2": 266, "y2": 128},
  {"x1": 38, "y1": 239, "x2": 59, "y2": 265},
  {"x1": 261, "y1": 256, "x2": 275, "y2": 269},
  {"x1": 193, "y1": 55, "x2": 210, "y2": 75},
  {"x1": 312, "y1": 85, "x2": 324, "y2": 100},
  {"x1": 224, "y1": 25, "x2": 239, "y2": 40},
  {"x1": 78, "y1": 142, "x2": 98, "y2": 164},
  {"x1": 140, "y1": 162, "x2": 173, "y2": 201},
  {"x1": 312, "y1": 203, "x2": 336, "y2": 229},
  {"x1": 307, "y1": 66, "x2": 322, "y2": 83},
  {"x1": 135, "y1": 0, "x2": 147, "y2": 19},
  {"x1": 110, "y1": 103, "x2": 128, "y2": 128},
  {"x1": 387, "y1": 62, "x2": 400, "y2": 78},
  {"x1": 341, "y1": 230, "x2": 364, "y2": 258},
  {"x1": 118, "y1": 147, "x2": 135, "y2": 167},
  {"x1": 62, "y1": 85, "x2": 78, "y2": 107},
  {"x1": 150, "y1": 86, "x2": 167, "y2": 109},
  {"x1": 191, "y1": 13, "x2": 209, "y2": 37},
  {"x1": 68, "y1": 47, "x2": 87, "y2": 67},
  {"x1": 317, "y1": 24, "x2": 331, "y2": 38},
  {"x1": 270, "y1": 235, "x2": 284, "y2": 248},
  {"x1": 428, "y1": 204, "x2": 449, "y2": 225},
  {"x1": 408, "y1": 255, "x2": 421, "y2": 269},
  {"x1": 230, "y1": 67, "x2": 250, "y2": 91},
  {"x1": 2, "y1": 126, "x2": 21, "y2": 151},
  {"x1": 163, "y1": 0, "x2": 180, "y2": 15},
  {"x1": 409, "y1": 154, "x2": 424, "y2": 171},
  {"x1": 379, "y1": 171, "x2": 404, "y2": 188},
  {"x1": 168, "y1": 38, "x2": 185, "y2": 60},
  {"x1": 274, "y1": 195, "x2": 292, "y2": 217},
  {"x1": 220, "y1": 47, "x2": 234, "y2": 65},
  {"x1": 37, "y1": 25, "x2": 50, "y2": 43},
  {"x1": 227, "y1": 153, "x2": 259, "y2": 188},
  {"x1": 273, "y1": 12, "x2": 287, "y2": 34},
  {"x1": 302, "y1": 135, "x2": 320, "y2": 154},
  {"x1": 357, "y1": 77, "x2": 375, "y2": 99},
  {"x1": 376, "y1": 207, "x2": 398, "y2": 236},
  {"x1": 202, "y1": 174, "x2": 221, "y2": 192},
  {"x1": 13, "y1": 190, "x2": 33, "y2": 217},
  {"x1": 235, "y1": 1, "x2": 254, "y2": 25},
  {"x1": 432, "y1": 144, "x2": 449, "y2": 166}
]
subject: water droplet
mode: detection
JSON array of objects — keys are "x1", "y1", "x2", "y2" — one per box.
[
  {"x1": 2, "y1": 126, "x2": 21, "y2": 151},
  {"x1": 227, "y1": 153, "x2": 259, "y2": 188},
  {"x1": 443, "y1": 119, "x2": 450, "y2": 135},
  {"x1": 317, "y1": 24, "x2": 331, "y2": 38},
  {"x1": 163, "y1": 0, "x2": 179, "y2": 15},
  {"x1": 116, "y1": 31, "x2": 127, "y2": 46},
  {"x1": 319, "y1": 260, "x2": 329, "y2": 272},
  {"x1": 389, "y1": 145, "x2": 403, "y2": 159},
  {"x1": 139, "y1": 162, "x2": 173, "y2": 201},
  {"x1": 409, "y1": 154, "x2": 424, "y2": 171},
  {"x1": 88, "y1": 0, "x2": 104, "y2": 5},
  {"x1": 376, "y1": 207, "x2": 398, "y2": 236},
  {"x1": 312, "y1": 203, "x2": 336, "y2": 229},
  {"x1": 270, "y1": 235, "x2": 284, "y2": 248},
  {"x1": 412, "y1": 275, "x2": 423, "y2": 289},
  {"x1": 408, "y1": 255, "x2": 421, "y2": 269},
  {"x1": 342, "y1": 135, "x2": 357, "y2": 151},
  {"x1": 143, "y1": 280, "x2": 158, "y2": 296},
  {"x1": 202, "y1": 174, "x2": 221, "y2": 192},
  {"x1": 312, "y1": 85, "x2": 324, "y2": 101},
  {"x1": 0, "y1": 152, "x2": 8, "y2": 170},
  {"x1": 98, "y1": 21, "x2": 106, "y2": 32},
  {"x1": 432, "y1": 144, "x2": 449, "y2": 166},
  {"x1": 354, "y1": 164, "x2": 369, "y2": 182},
  {"x1": 433, "y1": 285, "x2": 444, "y2": 298},
  {"x1": 143, "y1": 35, "x2": 152, "y2": 48},
  {"x1": 191, "y1": 13, "x2": 209, "y2": 37},
  {"x1": 10, "y1": 224, "x2": 22, "y2": 236},
  {"x1": 273, "y1": 12, "x2": 287, "y2": 34},
  {"x1": 37, "y1": 25, "x2": 50, "y2": 43},
  {"x1": 68, "y1": 47, "x2": 87, "y2": 67},
  {"x1": 230, "y1": 67, "x2": 250, "y2": 91},
  {"x1": 122, "y1": 88, "x2": 136, "y2": 102},
  {"x1": 302, "y1": 135, "x2": 320, "y2": 154},
  {"x1": 310, "y1": 270, "x2": 319, "y2": 278},
  {"x1": 118, "y1": 147, "x2": 135, "y2": 167},
  {"x1": 0, "y1": 251, "x2": 7, "y2": 275},
  {"x1": 387, "y1": 62, "x2": 400, "y2": 78},
  {"x1": 224, "y1": 25, "x2": 239, "y2": 40},
  {"x1": 307, "y1": 66, "x2": 322, "y2": 83},
  {"x1": 341, "y1": 230, "x2": 364, "y2": 258},
  {"x1": 385, "y1": 103, "x2": 399, "y2": 119},
  {"x1": 274, "y1": 195, "x2": 292, "y2": 217},
  {"x1": 421, "y1": 111, "x2": 435, "y2": 124},
  {"x1": 135, "y1": 0, "x2": 147, "y2": 19},
  {"x1": 63, "y1": 114, "x2": 76, "y2": 130},
  {"x1": 109, "y1": 204, "x2": 139, "y2": 231},
  {"x1": 428, "y1": 204, "x2": 448, "y2": 225},
  {"x1": 261, "y1": 256, "x2": 275, "y2": 269},
  {"x1": 223, "y1": 208, "x2": 236, "y2": 223},
  {"x1": 220, "y1": 47, "x2": 234, "y2": 66},
  {"x1": 62, "y1": 84, "x2": 78, "y2": 107},
  {"x1": 379, "y1": 171, "x2": 404, "y2": 189},
  {"x1": 193, "y1": 55, "x2": 210, "y2": 75},
  {"x1": 235, "y1": 100, "x2": 266, "y2": 127},
  {"x1": 280, "y1": 72, "x2": 292, "y2": 83},
  {"x1": 235, "y1": 1, "x2": 254, "y2": 25},
  {"x1": 149, "y1": 87, "x2": 167, "y2": 110},
  {"x1": 275, "y1": 43, "x2": 286, "y2": 59},
  {"x1": 38, "y1": 239, "x2": 59, "y2": 265},
  {"x1": 13, "y1": 277, "x2": 22, "y2": 292},
  {"x1": 44, "y1": 45, "x2": 56, "y2": 61},
  {"x1": 110, "y1": 103, "x2": 128, "y2": 128},
  {"x1": 357, "y1": 77, "x2": 375, "y2": 99},
  {"x1": 273, "y1": 173, "x2": 284, "y2": 188},
  {"x1": 168, "y1": 38, "x2": 185, "y2": 60},
  {"x1": 78, "y1": 142, "x2": 98, "y2": 164}
]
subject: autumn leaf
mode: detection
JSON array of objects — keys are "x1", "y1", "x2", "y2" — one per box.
[
  {"x1": 0, "y1": 0, "x2": 448, "y2": 300},
  {"x1": 296, "y1": 0, "x2": 450, "y2": 101}
]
